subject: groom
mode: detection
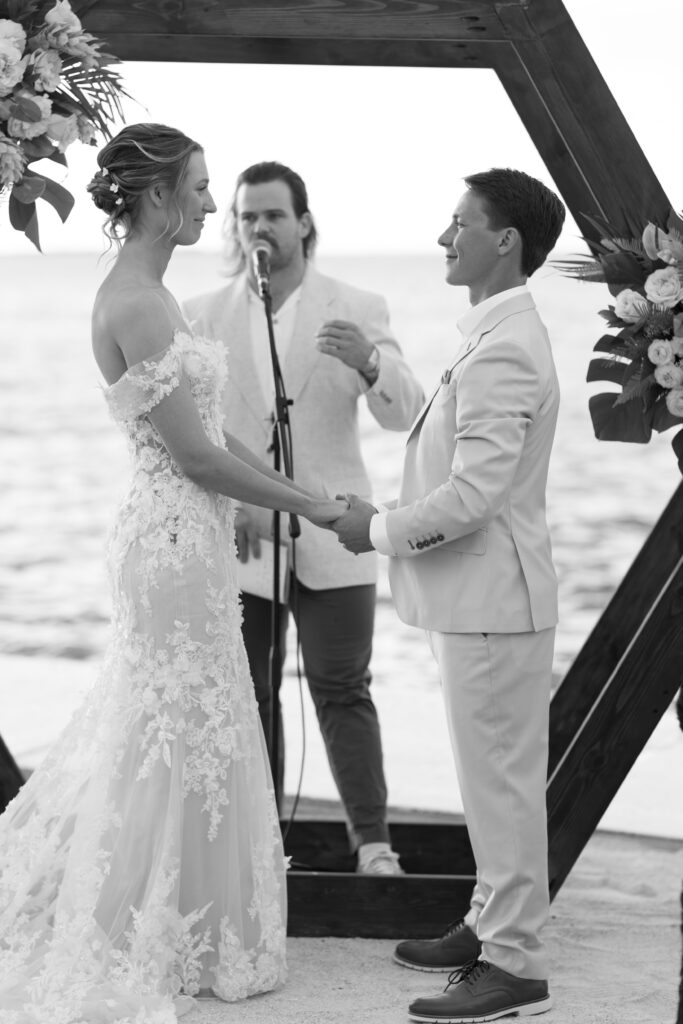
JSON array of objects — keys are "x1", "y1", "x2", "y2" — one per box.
[{"x1": 333, "y1": 168, "x2": 565, "y2": 1022}]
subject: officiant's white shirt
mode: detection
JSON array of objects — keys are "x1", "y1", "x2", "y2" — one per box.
[{"x1": 248, "y1": 283, "x2": 302, "y2": 410}]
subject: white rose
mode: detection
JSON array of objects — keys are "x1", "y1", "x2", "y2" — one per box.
[
  {"x1": 654, "y1": 363, "x2": 683, "y2": 389},
  {"x1": 671, "y1": 337, "x2": 683, "y2": 358},
  {"x1": 0, "y1": 19, "x2": 26, "y2": 52},
  {"x1": 644, "y1": 267, "x2": 683, "y2": 308},
  {"x1": 665, "y1": 387, "x2": 683, "y2": 417},
  {"x1": 0, "y1": 38, "x2": 28, "y2": 98},
  {"x1": 613, "y1": 288, "x2": 648, "y2": 323},
  {"x1": 0, "y1": 134, "x2": 26, "y2": 187},
  {"x1": 47, "y1": 112, "x2": 78, "y2": 152},
  {"x1": 6, "y1": 91, "x2": 52, "y2": 139},
  {"x1": 30, "y1": 48, "x2": 61, "y2": 92},
  {"x1": 647, "y1": 338, "x2": 674, "y2": 366},
  {"x1": 642, "y1": 222, "x2": 683, "y2": 265}
]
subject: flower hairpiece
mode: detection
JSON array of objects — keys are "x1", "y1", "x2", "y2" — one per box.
[{"x1": 101, "y1": 167, "x2": 123, "y2": 206}]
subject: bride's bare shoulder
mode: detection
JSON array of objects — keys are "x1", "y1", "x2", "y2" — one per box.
[{"x1": 92, "y1": 280, "x2": 177, "y2": 381}]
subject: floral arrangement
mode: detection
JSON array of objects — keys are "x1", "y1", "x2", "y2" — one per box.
[
  {"x1": 0, "y1": 0, "x2": 127, "y2": 249},
  {"x1": 558, "y1": 210, "x2": 683, "y2": 469}
]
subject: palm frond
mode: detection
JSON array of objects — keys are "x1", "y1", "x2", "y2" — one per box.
[
  {"x1": 551, "y1": 258, "x2": 605, "y2": 281},
  {"x1": 57, "y1": 56, "x2": 131, "y2": 137},
  {"x1": 600, "y1": 236, "x2": 646, "y2": 257}
]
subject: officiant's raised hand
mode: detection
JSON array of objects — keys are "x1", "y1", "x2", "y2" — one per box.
[
  {"x1": 332, "y1": 493, "x2": 377, "y2": 554},
  {"x1": 316, "y1": 320, "x2": 376, "y2": 373}
]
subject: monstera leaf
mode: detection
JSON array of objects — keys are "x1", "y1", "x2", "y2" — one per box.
[{"x1": 586, "y1": 335, "x2": 656, "y2": 443}]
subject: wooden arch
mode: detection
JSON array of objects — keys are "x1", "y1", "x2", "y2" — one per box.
[{"x1": 3, "y1": 0, "x2": 681, "y2": 935}]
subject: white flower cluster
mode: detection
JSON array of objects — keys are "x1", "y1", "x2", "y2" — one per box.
[
  {"x1": 648, "y1": 323, "x2": 683, "y2": 416},
  {"x1": 0, "y1": 1, "x2": 103, "y2": 189},
  {"x1": 610, "y1": 222, "x2": 683, "y2": 419},
  {"x1": 613, "y1": 223, "x2": 683, "y2": 323}
]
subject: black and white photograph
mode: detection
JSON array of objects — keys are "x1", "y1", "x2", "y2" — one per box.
[{"x1": 0, "y1": 2, "x2": 682, "y2": 1022}]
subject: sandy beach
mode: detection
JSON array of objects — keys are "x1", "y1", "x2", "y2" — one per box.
[{"x1": 180, "y1": 830, "x2": 681, "y2": 1024}]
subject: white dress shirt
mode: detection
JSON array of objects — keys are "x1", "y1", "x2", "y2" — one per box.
[
  {"x1": 369, "y1": 285, "x2": 531, "y2": 556},
  {"x1": 248, "y1": 284, "x2": 302, "y2": 411}
]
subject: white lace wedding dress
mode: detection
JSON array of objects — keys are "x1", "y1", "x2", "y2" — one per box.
[{"x1": 0, "y1": 330, "x2": 287, "y2": 1023}]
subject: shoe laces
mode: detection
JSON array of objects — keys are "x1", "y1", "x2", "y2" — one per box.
[
  {"x1": 441, "y1": 918, "x2": 467, "y2": 939},
  {"x1": 445, "y1": 958, "x2": 490, "y2": 991}
]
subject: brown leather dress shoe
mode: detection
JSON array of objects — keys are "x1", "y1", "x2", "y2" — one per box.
[
  {"x1": 408, "y1": 959, "x2": 552, "y2": 1022},
  {"x1": 394, "y1": 918, "x2": 482, "y2": 972}
]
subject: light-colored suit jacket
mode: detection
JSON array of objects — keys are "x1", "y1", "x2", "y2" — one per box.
[
  {"x1": 384, "y1": 291, "x2": 559, "y2": 633},
  {"x1": 184, "y1": 266, "x2": 424, "y2": 589}
]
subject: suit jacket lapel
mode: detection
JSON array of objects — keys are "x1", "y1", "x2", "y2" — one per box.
[
  {"x1": 405, "y1": 292, "x2": 537, "y2": 443},
  {"x1": 281, "y1": 267, "x2": 330, "y2": 403}
]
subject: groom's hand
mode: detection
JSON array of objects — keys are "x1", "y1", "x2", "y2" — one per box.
[
  {"x1": 235, "y1": 507, "x2": 261, "y2": 563},
  {"x1": 332, "y1": 493, "x2": 376, "y2": 554}
]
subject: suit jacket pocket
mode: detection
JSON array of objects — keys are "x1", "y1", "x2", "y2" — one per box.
[{"x1": 440, "y1": 528, "x2": 487, "y2": 556}]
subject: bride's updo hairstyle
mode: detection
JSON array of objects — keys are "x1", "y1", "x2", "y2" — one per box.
[{"x1": 87, "y1": 123, "x2": 202, "y2": 242}]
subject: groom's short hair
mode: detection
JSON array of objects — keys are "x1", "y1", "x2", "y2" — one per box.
[{"x1": 464, "y1": 169, "x2": 565, "y2": 276}]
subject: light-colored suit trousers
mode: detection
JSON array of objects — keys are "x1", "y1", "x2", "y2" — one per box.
[{"x1": 427, "y1": 627, "x2": 554, "y2": 980}]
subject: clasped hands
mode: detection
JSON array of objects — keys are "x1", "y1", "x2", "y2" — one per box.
[{"x1": 327, "y1": 493, "x2": 377, "y2": 555}]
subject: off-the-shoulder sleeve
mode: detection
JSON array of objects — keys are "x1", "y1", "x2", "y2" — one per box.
[{"x1": 104, "y1": 340, "x2": 183, "y2": 423}]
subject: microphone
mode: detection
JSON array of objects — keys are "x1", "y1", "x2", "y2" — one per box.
[{"x1": 251, "y1": 241, "x2": 272, "y2": 299}]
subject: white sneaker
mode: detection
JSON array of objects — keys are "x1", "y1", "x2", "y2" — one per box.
[{"x1": 356, "y1": 842, "x2": 404, "y2": 876}]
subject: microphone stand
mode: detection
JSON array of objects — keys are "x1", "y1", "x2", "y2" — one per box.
[{"x1": 256, "y1": 269, "x2": 299, "y2": 816}]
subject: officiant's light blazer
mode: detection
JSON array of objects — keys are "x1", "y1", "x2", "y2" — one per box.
[
  {"x1": 381, "y1": 290, "x2": 560, "y2": 633},
  {"x1": 184, "y1": 266, "x2": 425, "y2": 590}
]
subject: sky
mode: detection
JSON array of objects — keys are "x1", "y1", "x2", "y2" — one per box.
[{"x1": 0, "y1": 0, "x2": 680, "y2": 256}]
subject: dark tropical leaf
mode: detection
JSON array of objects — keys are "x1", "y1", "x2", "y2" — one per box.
[
  {"x1": 589, "y1": 391, "x2": 653, "y2": 443},
  {"x1": 21, "y1": 135, "x2": 57, "y2": 161},
  {"x1": 39, "y1": 174, "x2": 74, "y2": 223},
  {"x1": 12, "y1": 173, "x2": 46, "y2": 203},
  {"x1": 46, "y1": 148, "x2": 68, "y2": 167},
  {"x1": 586, "y1": 358, "x2": 630, "y2": 386},
  {"x1": 593, "y1": 334, "x2": 633, "y2": 358},
  {"x1": 652, "y1": 396, "x2": 683, "y2": 434},
  {"x1": 672, "y1": 426, "x2": 683, "y2": 475},
  {"x1": 8, "y1": 192, "x2": 41, "y2": 251},
  {"x1": 615, "y1": 365, "x2": 656, "y2": 406},
  {"x1": 598, "y1": 252, "x2": 645, "y2": 295},
  {"x1": 597, "y1": 309, "x2": 627, "y2": 329},
  {"x1": 9, "y1": 95, "x2": 44, "y2": 123}
]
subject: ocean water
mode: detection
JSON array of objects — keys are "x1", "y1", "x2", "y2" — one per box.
[{"x1": 1, "y1": 249, "x2": 681, "y2": 830}]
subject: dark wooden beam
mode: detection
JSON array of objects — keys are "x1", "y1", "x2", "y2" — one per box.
[
  {"x1": 546, "y1": 550, "x2": 683, "y2": 897},
  {"x1": 549, "y1": 483, "x2": 683, "y2": 775},
  {"x1": 81, "y1": 0, "x2": 513, "y2": 51},
  {"x1": 81, "y1": 0, "x2": 671, "y2": 239},
  {"x1": 494, "y1": 1, "x2": 671, "y2": 233}
]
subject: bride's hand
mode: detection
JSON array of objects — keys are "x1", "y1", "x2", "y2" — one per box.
[{"x1": 307, "y1": 497, "x2": 349, "y2": 528}]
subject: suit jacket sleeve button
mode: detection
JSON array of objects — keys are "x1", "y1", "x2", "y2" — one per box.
[{"x1": 437, "y1": 534, "x2": 445, "y2": 542}]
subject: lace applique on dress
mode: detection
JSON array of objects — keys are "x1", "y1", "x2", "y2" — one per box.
[{"x1": 0, "y1": 330, "x2": 287, "y2": 1022}]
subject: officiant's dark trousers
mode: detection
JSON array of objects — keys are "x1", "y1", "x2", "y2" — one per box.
[{"x1": 240, "y1": 580, "x2": 390, "y2": 850}]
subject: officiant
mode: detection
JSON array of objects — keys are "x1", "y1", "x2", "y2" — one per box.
[{"x1": 184, "y1": 161, "x2": 424, "y2": 876}]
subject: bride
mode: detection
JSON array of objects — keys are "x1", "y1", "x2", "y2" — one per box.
[{"x1": 0, "y1": 123, "x2": 346, "y2": 1023}]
